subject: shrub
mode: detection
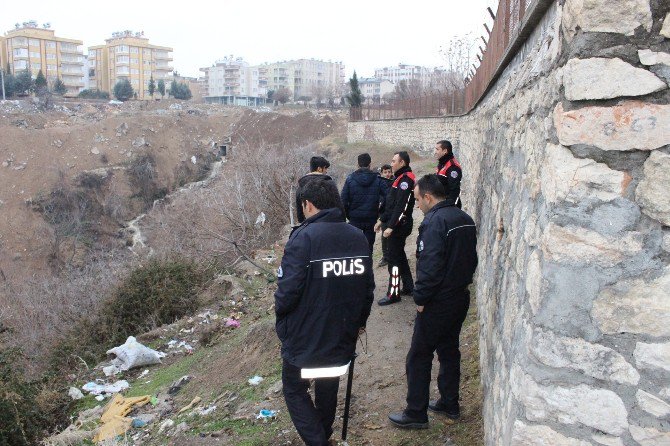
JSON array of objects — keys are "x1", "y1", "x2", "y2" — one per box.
[
  {"x1": 126, "y1": 153, "x2": 166, "y2": 207},
  {"x1": 99, "y1": 258, "x2": 204, "y2": 347},
  {"x1": 78, "y1": 89, "x2": 110, "y2": 100}
]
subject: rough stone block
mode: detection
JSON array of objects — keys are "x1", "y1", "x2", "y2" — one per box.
[
  {"x1": 530, "y1": 329, "x2": 640, "y2": 385},
  {"x1": 638, "y1": 49, "x2": 670, "y2": 66},
  {"x1": 563, "y1": 58, "x2": 666, "y2": 101},
  {"x1": 629, "y1": 425, "x2": 670, "y2": 445},
  {"x1": 593, "y1": 267, "x2": 670, "y2": 337},
  {"x1": 541, "y1": 144, "x2": 625, "y2": 204},
  {"x1": 591, "y1": 434, "x2": 624, "y2": 446},
  {"x1": 562, "y1": 0, "x2": 652, "y2": 39},
  {"x1": 512, "y1": 366, "x2": 628, "y2": 435},
  {"x1": 511, "y1": 420, "x2": 592, "y2": 445},
  {"x1": 542, "y1": 223, "x2": 643, "y2": 268},
  {"x1": 554, "y1": 101, "x2": 670, "y2": 151},
  {"x1": 636, "y1": 389, "x2": 670, "y2": 417},
  {"x1": 662, "y1": 13, "x2": 670, "y2": 39},
  {"x1": 661, "y1": 388, "x2": 670, "y2": 400},
  {"x1": 634, "y1": 342, "x2": 670, "y2": 372},
  {"x1": 636, "y1": 151, "x2": 670, "y2": 226}
]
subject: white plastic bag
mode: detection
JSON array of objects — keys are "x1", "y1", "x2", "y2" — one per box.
[{"x1": 104, "y1": 336, "x2": 166, "y2": 376}]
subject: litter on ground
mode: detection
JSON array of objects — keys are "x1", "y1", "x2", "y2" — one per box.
[
  {"x1": 82, "y1": 380, "x2": 130, "y2": 396},
  {"x1": 93, "y1": 394, "x2": 151, "y2": 442},
  {"x1": 104, "y1": 336, "x2": 166, "y2": 376},
  {"x1": 225, "y1": 318, "x2": 240, "y2": 328},
  {"x1": 248, "y1": 375, "x2": 264, "y2": 386},
  {"x1": 257, "y1": 409, "x2": 277, "y2": 420},
  {"x1": 178, "y1": 396, "x2": 202, "y2": 414}
]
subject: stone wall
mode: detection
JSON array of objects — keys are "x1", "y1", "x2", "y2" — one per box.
[{"x1": 348, "y1": 1, "x2": 670, "y2": 445}]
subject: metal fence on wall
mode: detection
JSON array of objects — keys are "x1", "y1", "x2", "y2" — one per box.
[{"x1": 350, "y1": 0, "x2": 535, "y2": 122}]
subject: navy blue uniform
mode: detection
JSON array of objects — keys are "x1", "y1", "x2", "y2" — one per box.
[
  {"x1": 275, "y1": 207, "x2": 374, "y2": 445},
  {"x1": 340, "y1": 168, "x2": 385, "y2": 252},
  {"x1": 379, "y1": 166, "x2": 416, "y2": 295},
  {"x1": 436, "y1": 153, "x2": 462, "y2": 207},
  {"x1": 404, "y1": 201, "x2": 477, "y2": 421}
]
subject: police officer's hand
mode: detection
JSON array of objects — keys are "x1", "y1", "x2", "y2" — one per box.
[
  {"x1": 417, "y1": 306, "x2": 424, "y2": 313},
  {"x1": 383, "y1": 228, "x2": 393, "y2": 238},
  {"x1": 374, "y1": 221, "x2": 382, "y2": 232}
]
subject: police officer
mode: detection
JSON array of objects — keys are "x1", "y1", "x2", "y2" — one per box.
[
  {"x1": 388, "y1": 174, "x2": 477, "y2": 429},
  {"x1": 377, "y1": 164, "x2": 393, "y2": 267},
  {"x1": 435, "y1": 140, "x2": 462, "y2": 207},
  {"x1": 296, "y1": 156, "x2": 332, "y2": 223},
  {"x1": 275, "y1": 178, "x2": 375, "y2": 446},
  {"x1": 375, "y1": 151, "x2": 415, "y2": 305}
]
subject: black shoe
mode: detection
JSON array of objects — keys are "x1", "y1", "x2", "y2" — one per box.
[
  {"x1": 399, "y1": 288, "x2": 413, "y2": 296},
  {"x1": 377, "y1": 259, "x2": 388, "y2": 267},
  {"x1": 388, "y1": 411, "x2": 429, "y2": 429},
  {"x1": 378, "y1": 295, "x2": 401, "y2": 306},
  {"x1": 428, "y1": 400, "x2": 460, "y2": 420}
]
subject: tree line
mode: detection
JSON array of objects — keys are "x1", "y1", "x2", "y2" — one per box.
[{"x1": 1, "y1": 66, "x2": 67, "y2": 98}]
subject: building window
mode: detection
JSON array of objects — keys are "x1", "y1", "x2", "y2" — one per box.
[
  {"x1": 29, "y1": 39, "x2": 40, "y2": 47},
  {"x1": 88, "y1": 50, "x2": 96, "y2": 57},
  {"x1": 117, "y1": 45, "x2": 129, "y2": 53},
  {"x1": 130, "y1": 58, "x2": 139, "y2": 65},
  {"x1": 30, "y1": 52, "x2": 41, "y2": 58},
  {"x1": 46, "y1": 41, "x2": 56, "y2": 49},
  {"x1": 131, "y1": 68, "x2": 139, "y2": 74},
  {"x1": 116, "y1": 55, "x2": 129, "y2": 64},
  {"x1": 47, "y1": 64, "x2": 57, "y2": 72},
  {"x1": 15, "y1": 60, "x2": 28, "y2": 70},
  {"x1": 130, "y1": 47, "x2": 139, "y2": 54},
  {"x1": 46, "y1": 53, "x2": 56, "y2": 60},
  {"x1": 117, "y1": 67, "x2": 129, "y2": 75},
  {"x1": 13, "y1": 48, "x2": 28, "y2": 57},
  {"x1": 89, "y1": 68, "x2": 95, "y2": 77},
  {"x1": 13, "y1": 37, "x2": 28, "y2": 46}
]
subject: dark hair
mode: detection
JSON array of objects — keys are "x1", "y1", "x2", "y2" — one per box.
[
  {"x1": 381, "y1": 164, "x2": 392, "y2": 171},
  {"x1": 357, "y1": 153, "x2": 371, "y2": 168},
  {"x1": 299, "y1": 177, "x2": 342, "y2": 211},
  {"x1": 437, "y1": 140, "x2": 452, "y2": 154},
  {"x1": 310, "y1": 156, "x2": 330, "y2": 172},
  {"x1": 416, "y1": 174, "x2": 446, "y2": 199},
  {"x1": 394, "y1": 151, "x2": 410, "y2": 166}
]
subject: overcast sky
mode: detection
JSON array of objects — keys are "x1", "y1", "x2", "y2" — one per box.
[{"x1": 2, "y1": 0, "x2": 498, "y2": 79}]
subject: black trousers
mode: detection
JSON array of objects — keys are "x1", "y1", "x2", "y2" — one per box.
[
  {"x1": 405, "y1": 293, "x2": 470, "y2": 420},
  {"x1": 282, "y1": 359, "x2": 340, "y2": 446},
  {"x1": 386, "y1": 234, "x2": 413, "y2": 294},
  {"x1": 350, "y1": 221, "x2": 376, "y2": 254}
]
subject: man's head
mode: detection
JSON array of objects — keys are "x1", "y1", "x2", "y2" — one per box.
[
  {"x1": 414, "y1": 174, "x2": 446, "y2": 214},
  {"x1": 434, "y1": 140, "x2": 452, "y2": 160},
  {"x1": 380, "y1": 164, "x2": 392, "y2": 179},
  {"x1": 299, "y1": 178, "x2": 342, "y2": 219},
  {"x1": 357, "y1": 153, "x2": 371, "y2": 169},
  {"x1": 391, "y1": 151, "x2": 410, "y2": 174},
  {"x1": 309, "y1": 156, "x2": 330, "y2": 174}
]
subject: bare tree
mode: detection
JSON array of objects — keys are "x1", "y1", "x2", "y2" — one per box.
[
  {"x1": 310, "y1": 83, "x2": 327, "y2": 108},
  {"x1": 273, "y1": 87, "x2": 292, "y2": 105},
  {"x1": 439, "y1": 33, "x2": 478, "y2": 112}
]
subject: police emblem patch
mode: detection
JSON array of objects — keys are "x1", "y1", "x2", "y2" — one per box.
[
  {"x1": 419, "y1": 240, "x2": 424, "y2": 251},
  {"x1": 277, "y1": 266, "x2": 283, "y2": 278},
  {"x1": 450, "y1": 171, "x2": 459, "y2": 178},
  {"x1": 400, "y1": 181, "x2": 409, "y2": 190}
]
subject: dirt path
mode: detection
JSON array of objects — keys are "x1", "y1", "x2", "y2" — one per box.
[{"x1": 332, "y1": 205, "x2": 483, "y2": 446}]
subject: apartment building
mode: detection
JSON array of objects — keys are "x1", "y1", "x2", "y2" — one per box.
[
  {"x1": 358, "y1": 77, "x2": 394, "y2": 101},
  {"x1": 374, "y1": 63, "x2": 433, "y2": 85},
  {"x1": 88, "y1": 30, "x2": 172, "y2": 99},
  {"x1": 0, "y1": 21, "x2": 85, "y2": 96},
  {"x1": 262, "y1": 59, "x2": 345, "y2": 101},
  {"x1": 199, "y1": 56, "x2": 267, "y2": 105}
]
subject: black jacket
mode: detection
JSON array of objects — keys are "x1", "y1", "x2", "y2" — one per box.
[
  {"x1": 340, "y1": 168, "x2": 385, "y2": 226},
  {"x1": 413, "y1": 201, "x2": 477, "y2": 307},
  {"x1": 296, "y1": 173, "x2": 333, "y2": 223},
  {"x1": 379, "y1": 166, "x2": 415, "y2": 237},
  {"x1": 275, "y1": 207, "x2": 375, "y2": 368},
  {"x1": 436, "y1": 153, "x2": 462, "y2": 206}
]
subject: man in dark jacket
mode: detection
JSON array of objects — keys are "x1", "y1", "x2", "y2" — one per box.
[
  {"x1": 388, "y1": 175, "x2": 477, "y2": 429},
  {"x1": 375, "y1": 151, "x2": 415, "y2": 305},
  {"x1": 377, "y1": 164, "x2": 393, "y2": 267},
  {"x1": 276, "y1": 178, "x2": 375, "y2": 446},
  {"x1": 296, "y1": 156, "x2": 332, "y2": 223},
  {"x1": 341, "y1": 153, "x2": 385, "y2": 253},
  {"x1": 435, "y1": 140, "x2": 462, "y2": 207}
]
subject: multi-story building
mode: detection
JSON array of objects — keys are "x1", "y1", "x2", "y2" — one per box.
[
  {"x1": 88, "y1": 30, "x2": 172, "y2": 99},
  {"x1": 374, "y1": 63, "x2": 433, "y2": 86},
  {"x1": 199, "y1": 56, "x2": 267, "y2": 105},
  {"x1": 262, "y1": 59, "x2": 345, "y2": 101},
  {"x1": 0, "y1": 21, "x2": 85, "y2": 96},
  {"x1": 359, "y1": 77, "x2": 394, "y2": 102}
]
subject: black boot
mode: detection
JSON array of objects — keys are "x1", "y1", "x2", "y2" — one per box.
[{"x1": 388, "y1": 411, "x2": 429, "y2": 429}]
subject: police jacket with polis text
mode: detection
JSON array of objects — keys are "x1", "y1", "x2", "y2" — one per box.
[
  {"x1": 436, "y1": 153, "x2": 462, "y2": 205},
  {"x1": 414, "y1": 201, "x2": 477, "y2": 307},
  {"x1": 379, "y1": 166, "x2": 415, "y2": 237},
  {"x1": 275, "y1": 207, "x2": 375, "y2": 368}
]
